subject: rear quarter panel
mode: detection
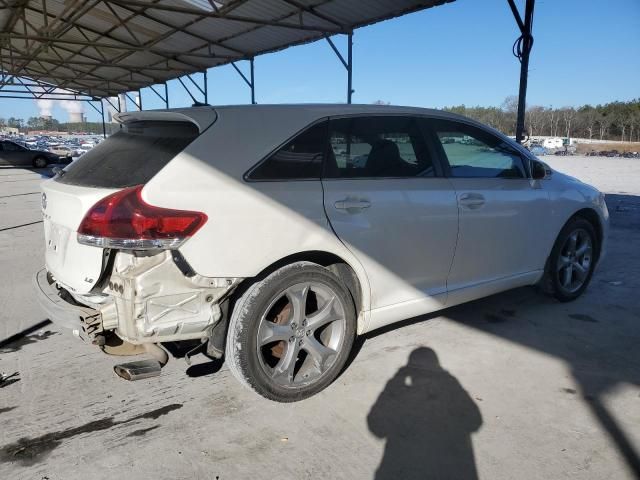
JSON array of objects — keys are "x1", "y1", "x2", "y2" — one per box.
[{"x1": 144, "y1": 108, "x2": 372, "y2": 319}]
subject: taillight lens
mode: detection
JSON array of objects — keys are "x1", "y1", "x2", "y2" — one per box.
[{"x1": 77, "y1": 185, "x2": 207, "y2": 250}]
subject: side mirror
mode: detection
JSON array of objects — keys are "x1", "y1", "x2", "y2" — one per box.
[{"x1": 531, "y1": 160, "x2": 547, "y2": 180}]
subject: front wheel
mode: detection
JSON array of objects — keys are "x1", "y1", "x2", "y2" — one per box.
[
  {"x1": 225, "y1": 262, "x2": 356, "y2": 402},
  {"x1": 545, "y1": 217, "x2": 598, "y2": 302}
]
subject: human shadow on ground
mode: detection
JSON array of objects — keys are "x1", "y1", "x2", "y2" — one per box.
[{"x1": 367, "y1": 347, "x2": 482, "y2": 480}]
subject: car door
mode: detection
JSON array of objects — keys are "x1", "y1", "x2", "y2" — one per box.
[
  {"x1": 425, "y1": 118, "x2": 552, "y2": 297},
  {"x1": 322, "y1": 115, "x2": 459, "y2": 326},
  {"x1": 1, "y1": 141, "x2": 32, "y2": 165}
]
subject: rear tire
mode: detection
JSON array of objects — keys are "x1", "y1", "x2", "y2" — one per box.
[
  {"x1": 544, "y1": 217, "x2": 597, "y2": 302},
  {"x1": 32, "y1": 156, "x2": 48, "y2": 168},
  {"x1": 225, "y1": 262, "x2": 356, "y2": 402}
]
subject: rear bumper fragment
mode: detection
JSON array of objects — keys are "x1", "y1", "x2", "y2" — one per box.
[{"x1": 33, "y1": 268, "x2": 98, "y2": 333}]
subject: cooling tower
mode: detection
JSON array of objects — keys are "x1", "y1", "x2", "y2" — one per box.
[{"x1": 69, "y1": 112, "x2": 84, "y2": 123}]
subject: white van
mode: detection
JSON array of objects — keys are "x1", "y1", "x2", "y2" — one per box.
[{"x1": 542, "y1": 138, "x2": 564, "y2": 149}]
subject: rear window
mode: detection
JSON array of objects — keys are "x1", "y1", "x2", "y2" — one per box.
[
  {"x1": 56, "y1": 121, "x2": 199, "y2": 188},
  {"x1": 247, "y1": 121, "x2": 327, "y2": 181}
]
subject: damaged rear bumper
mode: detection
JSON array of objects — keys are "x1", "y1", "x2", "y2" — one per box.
[
  {"x1": 34, "y1": 251, "x2": 243, "y2": 347},
  {"x1": 33, "y1": 268, "x2": 99, "y2": 334}
]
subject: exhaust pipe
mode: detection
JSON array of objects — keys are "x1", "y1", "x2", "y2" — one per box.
[
  {"x1": 142, "y1": 343, "x2": 169, "y2": 366},
  {"x1": 114, "y1": 359, "x2": 162, "y2": 380},
  {"x1": 113, "y1": 343, "x2": 168, "y2": 381}
]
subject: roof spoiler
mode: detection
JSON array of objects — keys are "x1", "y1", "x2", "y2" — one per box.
[{"x1": 113, "y1": 107, "x2": 217, "y2": 133}]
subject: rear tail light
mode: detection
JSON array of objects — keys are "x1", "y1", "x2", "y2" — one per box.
[{"x1": 77, "y1": 185, "x2": 207, "y2": 250}]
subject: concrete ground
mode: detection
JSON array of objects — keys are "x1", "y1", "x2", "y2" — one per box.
[{"x1": 0, "y1": 156, "x2": 638, "y2": 480}]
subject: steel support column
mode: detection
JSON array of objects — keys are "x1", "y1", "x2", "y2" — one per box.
[
  {"x1": 101, "y1": 100, "x2": 106, "y2": 138},
  {"x1": 204, "y1": 70, "x2": 208, "y2": 104},
  {"x1": 86, "y1": 99, "x2": 108, "y2": 137},
  {"x1": 164, "y1": 82, "x2": 169, "y2": 108},
  {"x1": 347, "y1": 32, "x2": 353, "y2": 104},
  {"x1": 325, "y1": 32, "x2": 354, "y2": 104},
  {"x1": 177, "y1": 76, "x2": 198, "y2": 104},
  {"x1": 149, "y1": 83, "x2": 169, "y2": 108},
  {"x1": 177, "y1": 72, "x2": 207, "y2": 105},
  {"x1": 103, "y1": 95, "x2": 121, "y2": 113},
  {"x1": 250, "y1": 58, "x2": 256, "y2": 104},
  {"x1": 124, "y1": 91, "x2": 141, "y2": 110},
  {"x1": 508, "y1": 0, "x2": 535, "y2": 144},
  {"x1": 231, "y1": 59, "x2": 256, "y2": 104}
]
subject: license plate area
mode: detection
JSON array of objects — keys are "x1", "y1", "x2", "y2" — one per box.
[{"x1": 47, "y1": 222, "x2": 70, "y2": 259}]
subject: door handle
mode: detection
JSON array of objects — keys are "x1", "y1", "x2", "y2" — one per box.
[
  {"x1": 334, "y1": 198, "x2": 371, "y2": 212},
  {"x1": 459, "y1": 193, "x2": 485, "y2": 209}
]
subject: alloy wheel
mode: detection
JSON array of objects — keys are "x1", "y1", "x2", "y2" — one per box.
[
  {"x1": 556, "y1": 228, "x2": 593, "y2": 294},
  {"x1": 256, "y1": 282, "x2": 346, "y2": 388}
]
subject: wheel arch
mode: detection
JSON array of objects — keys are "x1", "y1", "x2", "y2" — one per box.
[
  {"x1": 242, "y1": 250, "x2": 365, "y2": 317},
  {"x1": 538, "y1": 206, "x2": 604, "y2": 298},
  {"x1": 215, "y1": 250, "x2": 368, "y2": 362},
  {"x1": 569, "y1": 208, "x2": 603, "y2": 262}
]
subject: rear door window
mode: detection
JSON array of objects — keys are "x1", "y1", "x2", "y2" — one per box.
[
  {"x1": 56, "y1": 121, "x2": 199, "y2": 188},
  {"x1": 325, "y1": 116, "x2": 435, "y2": 178}
]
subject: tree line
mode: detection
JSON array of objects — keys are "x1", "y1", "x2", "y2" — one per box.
[
  {"x1": 443, "y1": 97, "x2": 640, "y2": 142},
  {"x1": 3, "y1": 98, "x2": 640, "y2": 142}
]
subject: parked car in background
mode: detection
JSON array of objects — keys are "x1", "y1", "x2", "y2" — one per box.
[
  {"x1": 542, "y1": 137, "x2": 564, "y2": 149},
  {"x1": 48, "y1": 145, "x2": 76, "y2": 158},
  {"x1": 77, "y1": 144, "x2": 94, "y2": 155},
  {"x1": 0, "y1": 140, "x2": 66, "y2": 167},
  {"x1": 66, "y1": 143, "x2": 82, "y2": 156},
  {"x1": 35, "y1": 105, "x2": 609, "y2": 402},
  {"x1": 529, "y1": 144, "x2": 548, "y2": 156}
]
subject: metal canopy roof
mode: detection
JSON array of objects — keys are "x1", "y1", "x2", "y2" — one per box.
[{"x1": 0, "y1": 0, "x2": 453, "y2": 98}]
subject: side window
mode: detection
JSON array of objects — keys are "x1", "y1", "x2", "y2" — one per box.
[
  {"x1": 3, "y1": 142, "x2": 22, "y2": 152},
  {"x1": 325, "y1": 116, "x2": 435, "y2": 178},
  {"x1": 429, "y1": 119, "x2": 526, "y2": 179},
  {"x1": 248, "y1": 121, "x2": 327, "y2": 180}
]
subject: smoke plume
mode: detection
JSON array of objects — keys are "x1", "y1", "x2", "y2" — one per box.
[{"x1": 34, "y1": 88, "x2": 85, "y2": 121}]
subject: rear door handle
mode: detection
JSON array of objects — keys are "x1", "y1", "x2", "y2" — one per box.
[
  {"x1": 459, "y1": 193, "x2": 486, "y2": 209},
  {"x1": 334, "y1": 198, "x2": 371, "y2": 212}
]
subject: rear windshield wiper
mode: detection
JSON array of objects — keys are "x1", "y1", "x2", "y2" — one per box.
[{"x1": 52, "y1": 166, "x2": 66, "y2": 177}]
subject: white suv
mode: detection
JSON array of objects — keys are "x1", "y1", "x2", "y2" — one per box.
[{"x1": 35, "y1": 105, "x2": 608, "y2": 402}]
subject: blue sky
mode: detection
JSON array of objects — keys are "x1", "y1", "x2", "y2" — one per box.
[{"x1": 3, "y1": 0, "x2": 639, "y2": 122}]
